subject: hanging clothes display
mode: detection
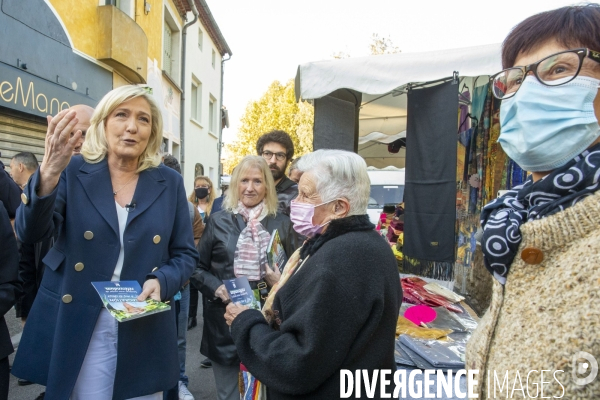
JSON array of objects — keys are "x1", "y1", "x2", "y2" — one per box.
[
  {"x1": 454, "y1": 81, "x2": 527, "y2": 288},
  {"x1": 402, "y1": 81, "x2": 459, "y2": 281}
]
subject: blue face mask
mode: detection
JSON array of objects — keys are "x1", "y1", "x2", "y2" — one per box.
[{"x1": 499, "y1": 76, "x2": 600, "y2": 172}]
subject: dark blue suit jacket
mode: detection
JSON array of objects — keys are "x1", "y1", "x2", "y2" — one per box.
[
  {"x1": 211, "y1": 195, "x2": 224, "y2": 214},
  {"x1": 13, "y1": 156, "x2": 199, "y2": 400}
]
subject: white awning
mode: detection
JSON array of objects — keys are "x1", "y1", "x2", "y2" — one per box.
[
  {"x1": 295, "y1": 43, "x2": 502, "y2": 100},
  {"x1": 296, "y1": 44, "x2": 502, "y2": 169}
]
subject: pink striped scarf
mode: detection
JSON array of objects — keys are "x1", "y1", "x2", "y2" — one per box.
[{"x1": 233, "y1": 201, "x2": 271, "y2": 281}]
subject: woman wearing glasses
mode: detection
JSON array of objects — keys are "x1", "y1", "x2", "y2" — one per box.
[
  {"x1": 467, "y1": 5, "x2": 600, "y2": 398},
  {"x1": 12, "y1": 86, "x2": 198, "y2": 399}
]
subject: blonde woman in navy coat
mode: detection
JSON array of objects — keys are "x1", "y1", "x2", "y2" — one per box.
[{"x1": 12, "y1": 86, "x2": 199, "y2": 400}]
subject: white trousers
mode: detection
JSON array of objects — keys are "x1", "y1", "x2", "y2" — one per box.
[{"x1": 71, "y1": 309, "x2": 162, "y2": 400}]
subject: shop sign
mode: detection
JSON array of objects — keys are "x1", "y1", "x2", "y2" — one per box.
[{"x1": 0, "y1": 62, "x2": 95, "y2": 118}]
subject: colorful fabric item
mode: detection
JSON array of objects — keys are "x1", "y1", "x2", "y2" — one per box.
[
  {"x1": 262, "y1": 248, "x2": 304, "y2": 324},
  {"x1": 240, "y1": 363, "x2": 267, "y2": 400},
  {"x1": 386, "y1": 218, "x2": 404, "y2": 243},
  {"x1": 233, "y1": 201, "x2": 271, "y2": 281},
  {"x1": 481, "y1": 142, "x2": 600, "y2": 283},
  {"x1": 401, "y1": 277, "x2": 462, "y2": 313}
]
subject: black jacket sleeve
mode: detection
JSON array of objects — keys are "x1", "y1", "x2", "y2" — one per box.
[
  {"x1": 0, "y1": 201, "x2": 20, "y2": 316},
  {"x1": 190, "y1": 215, "x2": 224, "y2": 299},
  {"x1": 16, "y1": 240, "x2": 40, "y2": 319},
  {"x1": 0, "y1": 201, "x2": 19, "y2": 359},
  {"x1": 0, "y1": 161, "x2": 22, "y2": 218}
]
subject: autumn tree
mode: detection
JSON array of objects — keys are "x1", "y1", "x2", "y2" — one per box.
[
  {"x1": 223, "y1": 79, "x2": 313, "y2": 174},
  {"x1": 369, "y1": 33, "x2": 401, "y2": 55}
]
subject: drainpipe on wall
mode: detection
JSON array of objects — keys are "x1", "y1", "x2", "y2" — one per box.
[
  {"x1": 179, "y1": 0, "x2": 199, "y2": 179},
  {"x1": 218, "y1": 53, "x2": 231, "y2": 182}
]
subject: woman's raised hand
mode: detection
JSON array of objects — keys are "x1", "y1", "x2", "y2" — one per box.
[{"x1": 38, "y1": 110, "x2": 82, "y2": 196}]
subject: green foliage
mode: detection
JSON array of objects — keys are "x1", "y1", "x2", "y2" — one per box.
[{"x1": 224, "y1": 79, "x2": 313, "y2": 174}]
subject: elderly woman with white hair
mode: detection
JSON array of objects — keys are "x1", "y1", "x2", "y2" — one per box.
[
  {"x1": 13, "y1": 85, "x2": 198, "y2": 399},
  {"x1": 225, "y1": 149, "x2": 402, "y2": 400}
]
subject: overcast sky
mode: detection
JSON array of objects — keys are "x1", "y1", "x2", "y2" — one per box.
[{"x1": 205, "y1": 0, "x2": 578, "y2": 144}]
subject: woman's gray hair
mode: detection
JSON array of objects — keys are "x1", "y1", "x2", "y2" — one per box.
[{"x1": 297, "y1": 150, "x2": 371, "y2": 216}]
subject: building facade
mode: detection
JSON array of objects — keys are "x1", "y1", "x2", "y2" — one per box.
[
  {"x1": 176, "y1": 0, "x2": 231, "y2": 192},
  {"x1": 1, "y1": 0, "x2": 231, "y2": 195},
  {"x1": 0, "y1": 0, "x2": 113, "y2": 167}
]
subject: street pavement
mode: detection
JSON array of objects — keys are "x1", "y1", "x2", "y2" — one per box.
[{"x1": 6, "y1": 306, "x2": 218, "y2": 400}]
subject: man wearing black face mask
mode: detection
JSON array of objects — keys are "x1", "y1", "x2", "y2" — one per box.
[{"x1": 256, "y1": 130, "x2": 298, "y2": 216}]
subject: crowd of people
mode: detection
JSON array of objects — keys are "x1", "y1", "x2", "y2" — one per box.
[
  {"x1": 0, "y1": 83, "x2": 401, "y2": 400},
  {"x1": 0, "y1": 4, "x2": 599, "y2": 400}
]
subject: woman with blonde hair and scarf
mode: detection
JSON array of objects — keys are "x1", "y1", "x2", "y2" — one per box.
[{"x1": 190, "y1": 156, "x2": 298, "y2": 400}]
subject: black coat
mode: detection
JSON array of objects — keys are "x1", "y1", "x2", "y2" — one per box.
[
  {"x1": 0, "y1": 201, "x2": 20, "y2": 360},
  {"x1": 230, "y1": 215, "x2": 402, "y2": 400},
  {"x1": 190, "y1": 210, "x2": 299, "y2": 366},
  {"x1": 275, "y1": 176, "x2": 298, "y2": 217},
  {"x1": 15, "y1": 231, "x2": 56, "y2": 319},
  {"x1": 0, "y1": 160, "x2": 22, "y2": 218}
]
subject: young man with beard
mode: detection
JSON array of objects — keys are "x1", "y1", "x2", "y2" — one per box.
[{"x1": 256, "y1": 130, "x2": 298, "y2": 216}]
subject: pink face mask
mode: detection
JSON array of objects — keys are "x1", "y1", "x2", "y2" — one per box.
[{"x1": 290, "y1": 199, "x2": 334, "y2": 238}]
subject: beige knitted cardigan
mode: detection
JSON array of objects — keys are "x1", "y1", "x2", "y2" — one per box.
[{"x1": 466, "y1": 191, "x2": 600, "y2": 399}]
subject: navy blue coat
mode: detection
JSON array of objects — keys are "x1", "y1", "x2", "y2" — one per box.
[{"x1": 12, "y1": 156, "x2": 199, "y2": 400}]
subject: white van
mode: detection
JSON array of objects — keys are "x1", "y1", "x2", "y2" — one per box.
[{"x1": 366, "y1": 167, "x2": 405, "y2": 225}]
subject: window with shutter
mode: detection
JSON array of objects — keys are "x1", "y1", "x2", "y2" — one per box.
[
  {"x1": 163, "y1": 24, "x2": 173, "y2": 75},
  {"x1": 191, "y1": 83, "x2": 198, "y2": 120},
  {"x1": 209, "y1": 97, "x2": 215, "y2": 133}
]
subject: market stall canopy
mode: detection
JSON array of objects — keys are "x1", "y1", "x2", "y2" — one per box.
[
  {"x1": 295, "y1": 43, "x2": 502, "y2": 101},
  {"x1": 295, "y1": 44, "x2": 502, "y2": 168}
]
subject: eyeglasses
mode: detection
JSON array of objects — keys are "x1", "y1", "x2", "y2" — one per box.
[
  {"x1": 490, "y1": 48, "x2": 600, "y2": 100},
  {"x1": 261, "y1": 151, "x2": 287, "y2": 161}
]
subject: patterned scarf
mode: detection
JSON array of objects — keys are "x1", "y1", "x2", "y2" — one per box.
[
  {"x1": 233, "y1": 201, "x2": 271, "y2": 281},
  {"x1": 481, "y1": 143, "x2": 600, "y2": 284}
]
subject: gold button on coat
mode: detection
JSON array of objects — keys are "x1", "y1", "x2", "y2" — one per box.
[
  {"x1": 74, "y1": 262, "x2": 84, "y2": 272},
  {"x1": 521, "y1": 247, "x2": 544, "y2": 265},
  {"x1": 153, "y1": 235, "x2": 161, "y2": 244},
  {"x1": 62, "y1": 294, "x2": 73, "y2": 303},
  {"x1": 84, "y1": 231, "x2": 94, "y2": 240},
  {"x1": 21, "y1": 193, "x2": 29, "y2": 205}
]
